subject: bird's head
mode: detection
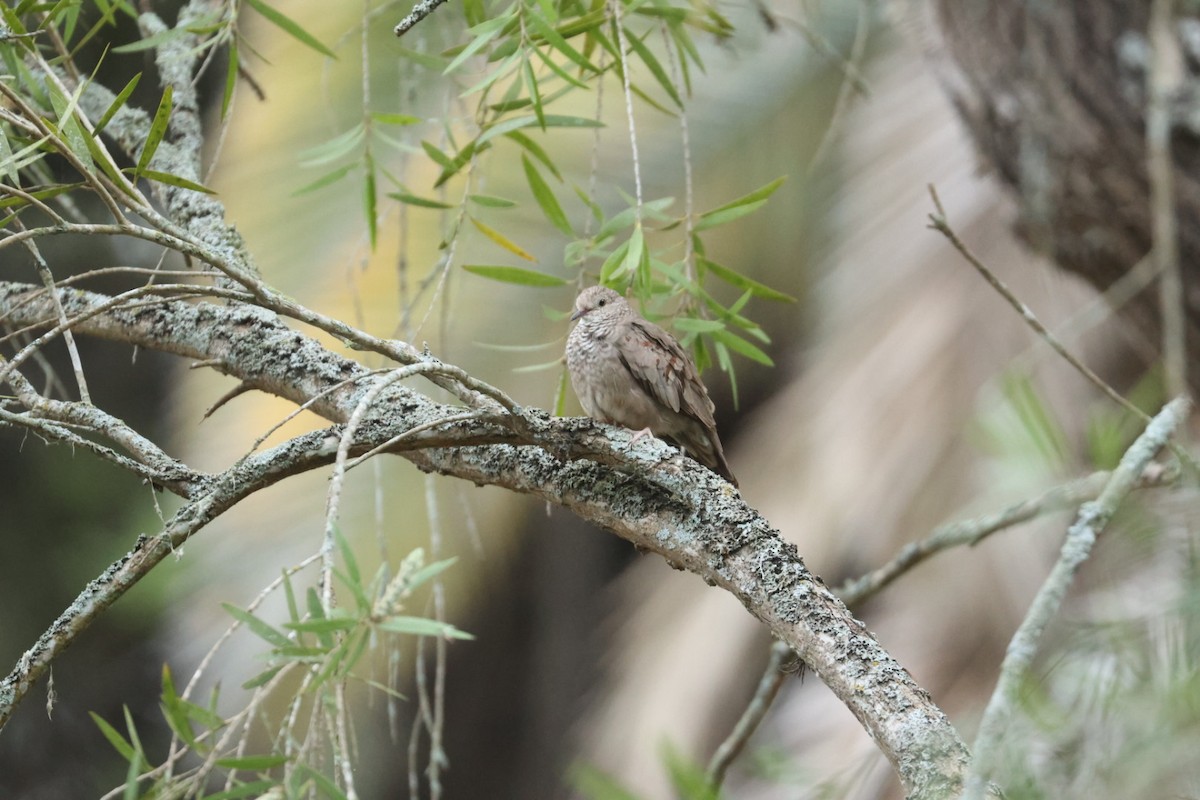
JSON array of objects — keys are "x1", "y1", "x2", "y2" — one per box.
[{"x1": 571, "y1": 285, "x2": 624, "y2": 322}]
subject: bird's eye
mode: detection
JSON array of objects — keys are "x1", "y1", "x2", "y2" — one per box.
[{"x1": 597, "y1": 299, "x2": 607, "y2": 307}]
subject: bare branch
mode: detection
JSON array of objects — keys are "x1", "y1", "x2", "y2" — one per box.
[
  {"x1": 394, "y1": 0, "x2": 452, "y2": 37},
  {"x1": 0, "y1": 428, "x2": 340, "y2": 731},
  {"x1": 963, "y1": 397, "x2": 1191, "y2": 799},
  {"x1": 0, "y1": 280, "x2": 971, "y2": 795}
]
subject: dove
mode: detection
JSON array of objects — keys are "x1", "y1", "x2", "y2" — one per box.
[{"x1": 566, "y1": 286, "x2": 737, "y2": 486}]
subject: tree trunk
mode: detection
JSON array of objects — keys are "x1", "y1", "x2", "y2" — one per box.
[{"x1": 919, "y1": 1, "x2": 1200, "y2": 379}]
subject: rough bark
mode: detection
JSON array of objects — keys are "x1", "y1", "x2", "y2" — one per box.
[
  {"x1": 920, "y1": 1, "x2": 1200, "y2": 376},
  {"x1": 0, "y1": 281, "x2": 969, "y2": 797}
]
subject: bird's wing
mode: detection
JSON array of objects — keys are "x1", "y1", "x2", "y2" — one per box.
[{"x1": 617, "y1": 318, "x2": 717, "y2": 427}]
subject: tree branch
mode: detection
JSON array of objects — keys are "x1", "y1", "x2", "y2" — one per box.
[
  {"x1": 0, "y1": 280, "x2": 970, "y2": 796},
  {"x1": 963, "y1": 397, "x2": 1191, "y2": 798}
]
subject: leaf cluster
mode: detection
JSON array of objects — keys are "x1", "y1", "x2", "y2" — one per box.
[{"x1": 89, "y1": 540, "x2": 469, "y2": 799}]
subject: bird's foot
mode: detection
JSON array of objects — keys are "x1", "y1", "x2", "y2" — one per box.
[{"x1": 628, "y1": 427, "x2": 654, "y2": 445}]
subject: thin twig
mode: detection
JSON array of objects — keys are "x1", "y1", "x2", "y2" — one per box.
[
  {"x1": 610, "y1": 0, "x2": 643, "y2": 215},
  {"x1": 705, "y1": 463, "x2": 1180, "y2": 790},
  {"x1": 928, "y1": 185, "x2": 1154, "y2": 425},
  {"x1": 705, "y1": 641, "x2": 791, "y2": 787},
  {"x1": 394, "y1": 0, "x2": 450, "y2": 36},
  {"x1": 424, "y1": 475, "x2": 448, "y2": 799},
  {"x1": 963, "y1": 397, "x2": 1190, "y2": 799},
  {"x1": 807, "y1": 0, "x2": 871, "y2": 174},
  {"x1": 14, "y1": 228, "x2": 91, "y2": 403}
]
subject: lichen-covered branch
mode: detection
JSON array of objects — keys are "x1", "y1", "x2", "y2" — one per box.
[
  {"x1": 0, "y1": 280, "x2": 970, "y2": 797},
  {"x1": 963, "y1": 397, "x2": 1191, "y2": 799}
]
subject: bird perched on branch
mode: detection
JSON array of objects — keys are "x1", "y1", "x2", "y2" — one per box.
[{"x1": 566, "y1": 285, "x2": 737, "y2": 486}]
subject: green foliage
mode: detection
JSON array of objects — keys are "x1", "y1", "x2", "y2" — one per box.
[
  {"x1": 572, "y1": 745, "x2": 720, "y2": 800},
  {"x1": 974, "y1": 372, "x2": 1073, "y2": 480},
  {"x1": 988, "y1": 563, "x2": 1200, "y2": 798},
  {"x1": 90, "y1": 542, "x2": 468, "y2": 798},
  {"x1": 1085, "y1": 367, "x2": 1164, "y2": 470},
  {"x1": 241, "y1": 0, "x2": 337, "y2": 59},
  {"x1": 263, "y1": 0, "x2": 793, "y2": 393}
]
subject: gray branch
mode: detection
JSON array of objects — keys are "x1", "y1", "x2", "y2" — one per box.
[
  {"x1": 0, "y1": 280, "x2": 970, "y2": 797},
  {"x1": 963, "y1": 397, "x2": 1191, "y2": 798}
]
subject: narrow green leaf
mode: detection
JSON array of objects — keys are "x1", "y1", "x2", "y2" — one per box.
[
  {"x1": 89, "y1": 712, "x2": 136, "y2": 761},
  {"x1": 698, "y1": 257, "x2": 795, "y2": 302},
  {"x1": 282, "y1": 570, "x2": 300, "y2": 623},
  {"x1": 137, "y1": 168, "x2": 215, "y2": 194},
  {"x1": 293, "y1": 163, "x2": 355, "y2": 197},
  {"x1": 695, "y1": 199, "x2": 766, "y2": 231},
  {"x1": 46, "y1": 79, "x2": 93, "y2": 171},
  {"x1": 463, "y1": 264, "x2": 566, "y2": 287},
  {"x1": 363, "y1": 158, "x2": 377, "y2": 247},
  {"x1": 662, "y1": 743, "x2": 719, "y2": 800},
  {"x1": 216, "y1": 754, "x2": 291, "y2": 770},
  {"x1": 673, "y1": 317, "x2": 725, "y2": 334},
  {"x1": 469, "y1": 193, "x2": 517, "y2": 208},
  {"x1": 160, "y1": 697, "x2": 197, "y2": 749},
  {"x1": 525, "y1": 10, "x2": 600, "y2": 73},
  {"x1": 695, "y1": 176, "x2": 786, "y2": 231},
  {"x1": 458, "y1": 51, "x2": 522, "y2": 99},
  {"x1": 512, "y1": 357, "x2": 566, "y2": 374},
  {"x1": 136, "y1": 85, "x2": 172, "y2": 174},
  {"x1": 555, "y1": 8, "x2": 608, "y2": 38},
  {"x1": 305, "y1": 587, "x2": 334, "y2": 648},
  {"x1": 123, "y1": 746, "x2": 140, "y2": 800},
  {"x1": 110, "y1": 25, "x2": 189, "y2": 52},
  {"x1": 299, "y1": 124, "x2": 365, "y2": 167},
  {"x1": 420, "y1": 139, "x2": 454, "y2": 168},
  {"x1": 0, "y1": 129, "x2": 17, "y2": 187},
  {"x1": 470, "y1": 217, "x2": 537, "y2": 261},
  {"x1": 570, "y1": 764, "x2": 642, "y2": 800},
  {"x1": 241, "y1": 665, "x2": 284, "y2": 690},
  {"x1": 222, "y1": 602, "x2": 292, "y2": 648},
  {"x1": 711, "y1": 328, "x2": 774, "y2": 366},
  {"x1": 479, "y1": 113, "x2": 603, "y2": 147},
  {"x1": 371, "y1": 112, "x2": 421, "y2": 126},
  {"x1": 432, "y1": 139, "x2": 486, "y2": 187},
  {"x1": 522, "y1": 57, "x2": 546, "y2": 129},
  {"x1": 403, "y1": 556, "x2": 459, "y2": 590},
  {"x1": 243, "y1": 0, "x2": 337, "y2": 58},
  {"x1": 295, "y1": 765, "x2": 351, "y2": 800},
  {"x1": 341, "y1": 627, "x2": 371, "y2": 675},
  {"x1": 389, "y1": 190, "x2": 454, "y2": 209},
  {"x1": 623, "y1": 27, "x2": 683, "y2": 108},
  {"x1": 122, "y1": 705, "x2": 145, "y2": 760},
  {"x1": 595, "y1": 206, "x2": 641, "y2": 242},
  {"x1": 180, "y1": 697, "x2": 224, "y2": 732},
  {"x1": 598, "y1": 240, "x2": 630, "y2": 283},
  {"x1": 364, "y1": 679, "x2": 408, "y2": 701},
  {"x1": 522, "y1": 154, "x2": 571, "y2": 234},
  {"x1": 335, "y1": 564, "x2": 372, "y2": 616},
  {"x1": 536, "y1": 46, "x2": 590, "y2": 89},
  {"x1": 222, "y1": 40, "x2": 238, "y2": 119},
  {"x1": 504, "y1": 130, "x2": 561, "y2": 179},
  {"x1": 285, "y1": 617, "x2": 358, "y2": 633},
  {"x1": 443, "y1": 13, "x2": 510, "y2": 73},
  {"x1": 94, "y1": 72, "x2": 140, "y2": 134},
  {"x1": 622, "y1": 223, "x2": 645, "y2": 282},
  {"x1": 158, "y1": 665, "x2": 197, "y2": 748},
  {"x1": 377, "y1": 615, "x2": 475, "y2": 639}
]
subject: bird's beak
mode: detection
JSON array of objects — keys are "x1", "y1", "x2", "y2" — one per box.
[{"x1": 570, "y1": 308, "x2": 586, "y2": 322}]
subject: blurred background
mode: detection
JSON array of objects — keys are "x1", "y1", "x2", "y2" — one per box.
[{"x1": 2, "y1": 1, "x2": 1197, "y2": 798}]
